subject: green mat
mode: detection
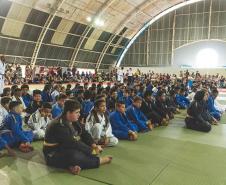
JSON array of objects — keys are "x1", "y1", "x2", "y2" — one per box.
[{"x1": 1, "y1": 113, "x2": 226, "y2": 185}]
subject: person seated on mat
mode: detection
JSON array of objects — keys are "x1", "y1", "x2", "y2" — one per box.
[
  {"x1": 126, "y1": 96, "x2": 153, "y2": 132},
  {"x1": 21, "y1": 84, "x2": 32, "y2": 108},
  {"x1": 106, "y1": 88, "x2": 118, "y2": 112},
  {"x1": 51, "y1": 93, "x2": 67, "y2": 119},
  {"x1": 12, "y1": 88, "x2": 27, "y2": 110},
  {"x1": 3, "y1": 101, "x2": 34, "y2": 152},
  {"x1": 165, "y1": 89, "x2": 180, "y2": 114},
  {"x1": 85, "y1": 99, "x2": 118, "y2": 147},
  {"x1": 0, "y1": 97, "x2": 16, "y2": 157},
  {"x1": 0, "y1": 97, "x2": 11, "y2": 124},
  {"x1": 43, "y1": 99, "x2": 112, "y2": 175},
  {"x1": 109, "y1": 100, "x2": 138, "y2": 141},
  {"x1": 207, "y1": 88, "x2": 222, "y2": 121},
  {"x1": 185, "y1": 90, "x2": 212, "y2": 132},
  {"x1": 41, "y1": 84, "x2": 53, "y2": 103},
  {"x1": 141, "y1": 91, "x2": 165, "y2": 127},
  {"x1": 155, "y1": 90, "x2": 174, "y2": 122},
  {"x1": 122, "y1": 89, "x2": 133, "y2": 108},
  {"x1": 80, "y1": 90, "x2": 94, "y2": 123},
  {"x1": 25, "y1": 90, "x2": 43, "y2": 123},
  {"x1": 175, "y1": 88, "x2": 190, "y2": 109},
  {"x1": 28, "y1": 102, "x2": 52, "y2": 140}
]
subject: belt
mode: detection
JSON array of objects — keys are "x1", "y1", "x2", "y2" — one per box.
[{"x1": 43, "y1": 141, "x2": 58, "y2": 147}]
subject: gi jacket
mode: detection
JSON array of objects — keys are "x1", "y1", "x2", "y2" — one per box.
[{"x1": 44, "y1": 118, "x2": 95, "y2": 155}]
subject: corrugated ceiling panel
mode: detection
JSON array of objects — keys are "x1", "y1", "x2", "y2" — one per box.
[
  {"x1": 51, "y1": 19, "x2": 74, "y2": 45},
  {"x1": 84, "y1": 29, "x2": 102, "y2": 50},
  {"x1": 1, "y1": 2, "x2": 31, "y2": 37}
]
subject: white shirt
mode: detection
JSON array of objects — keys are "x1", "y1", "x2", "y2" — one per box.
[
  {"x1": 51, "y1": 90, "x2": 60, "y2": 102},
  {"x1": 0, "y1": 60, "x2": 5, "y2": 75},
  {"x1": 0, "y1": 105, "x2": 8, "y2": 128},
  {"x1": 128, "y1": 69, "x2": 133, "y2": 77},
  {"x1": 28, "y1": 110, "x2": 51, "y2": 131}
]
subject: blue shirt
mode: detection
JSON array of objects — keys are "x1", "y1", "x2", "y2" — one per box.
[{"x1": 52, "y1": 103, "x2": 63, "y2": 119}]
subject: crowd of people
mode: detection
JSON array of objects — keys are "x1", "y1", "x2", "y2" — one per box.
[{"x1": 0, "y1": 55, "x2": 226, "y2": 175}]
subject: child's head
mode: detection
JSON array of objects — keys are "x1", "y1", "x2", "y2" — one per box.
[
  {"x1": 156, "y1": 91, "x2": 166, "y2": 102},
  {"x1": 179, "y1": 88, "x2": 185, "y2": 95},
  {"x1": 2, "y1": 87, "x2": 11, "y2": 97},
  {"x1": 14, "y1": 88, "x2": 22, "y2": 97},
  {"x1": 33, "y1": 90, "x2": 42, "y2": 102},
  {"x1": 84, "y1": 90, "x2": 92, "y2": 100},
  {"x1": 94, "y1": 99, "x2": 106, "y2": 113},
  {"x1": 130, "y1": 89, "x2": 135, "y2": 97},
  {"x1": 95, "y1": 94, "x2": 106, "y2": 101},
  {"x1": 21, "y1": 84, "x2": 29, "y2": 95},
  {"x1": 40, "y1": 102, "x2": 52, "y2": 118},
  {"x1": 9, "y1": 101, "x2": 23, "y2": 114},
  {"x1": 57, "y1": 93, "x2": 67, "y2": 107},
  {"x1": 0, "y1": 97, "x2": 12, "y2": 111},
  {"x1": 123, "y1": 89, "x2": 130, "y2": 97},
  {"x1": 43, "y1": 84, "x2": 52, "y2": 93},
  {"x1": 110, "y1": 88, "x2": 117, "y2": 99},
  {"x1": 211, "y1": 88, "x2": 219, "y2": 99},
  {"x1": 143, "y1": 91, "x2": 152, "y2": 101},
  {"x1": 116, "y1": 100, "x2": 126, "y2": 113},
  {"x1": 133, "y1": 96, "x2": 143, "y2": 108}
]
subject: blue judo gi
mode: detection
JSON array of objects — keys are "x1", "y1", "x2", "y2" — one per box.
[
  {"x1": 126, "y1": 105, "x2": 149, "y2": 132},
  {"x1": 175, "y1": 94, "x2": 190, "y2": 109},
  {"x1": 208, "y1": 95, "x2": 221, "y2": 120},
  {"x1": 0, "y1": 112, "x2": 33, "y2": 150},
  {"x1": 109, "y1": 111, "x2": 138, "y2": 139},
  {"x1": 52, "y1": 103, "x2": 63, "y2": 119}
]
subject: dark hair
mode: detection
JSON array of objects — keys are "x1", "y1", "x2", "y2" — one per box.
[
  {"x1": 57, "y1": 93, "x2": 67, "y2": 101},
  {"x1": 212, "y1": 88, "x2": 218, "y2": 94},
  {"x1": 43, "y1": 84, "x2": 52, "y2": 91},
  {"x1": 84, "y1": 90, "x2": 92, "y2": 100},
  {"x1": 33, "y1": 89, "x2": 42, "y2": 96},
  {"x1": 95, "y1": 94, "x2": 106, "y2": 100},
  {"x1": 116, "y1": 100, "x2": 125, "y2": 107},
  {"x1": 14, "y1": 88, "x2": 21, "y2": 93},
  {"x1": 9, "y1": 101, "x2": 22, "y2": 110},
  {"x1": 62, "y1": 100, "x2": 81, "y2": 116},
  {"x1": 42, "y1": 102, "x2": 52, "y2": 109},
  {"x1": 2, "y1": 87, "x2": 10, "y2": 96},
  {"x1": 133, "y1": 96, "x2": 142, "y2": 102},
  {"x1": 21, "y1": 84, "x2": 29, "y2": 90},
  {"x1": 0, "y1": 97, "x2": 11, "y2": 106},
  {"x1": 94, "y1": 99, "x2": 106, "y2": 108},
  {"x1": 143, "y1": 91, "x2": 152, "y2": 98},
  {"x1": 194, "y1": 90, "x2": 206, "y2": 101}
]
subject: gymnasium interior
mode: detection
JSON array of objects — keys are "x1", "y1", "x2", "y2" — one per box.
[{"x1": 1, "y1": 0, "x2": 226, "y2": 185}]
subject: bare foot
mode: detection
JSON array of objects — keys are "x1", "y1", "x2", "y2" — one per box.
[
  {"x1": 69, "y1": 166, "x2": 81, "y2": 175},
  {"x1": 100, "y1": 156, "x2": 113, "y2": 165}
]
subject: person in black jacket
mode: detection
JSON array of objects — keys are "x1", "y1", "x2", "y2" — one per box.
[
  {"x1": 25, "y1": 90, "x2": 43, "y2": 123},
  {"x1": 154, "y1": 91, "x2": 174, "y2": 125},
  {"x1": 43, "y1": 99, "x2": 112, "y2": 175},
  {"x1": 185, "y1": 90, "x2": 212, "y2": 132},
  {"x1": 140, "y1": 91, "x2": 163, "y2": 127}
]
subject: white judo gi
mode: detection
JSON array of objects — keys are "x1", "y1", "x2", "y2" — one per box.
[
  {"x1": 85, "y1": 113, "x2": 118, "y2": 146},
  {"x1": 28, "y1": 110, "x2": 51, "y2": 139}
]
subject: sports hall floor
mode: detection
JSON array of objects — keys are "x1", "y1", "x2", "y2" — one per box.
[{"x1": 1, "y1": 86, "x2": 226, "y2": 185}]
